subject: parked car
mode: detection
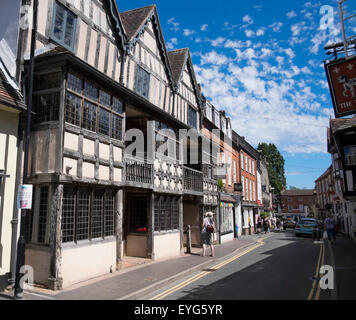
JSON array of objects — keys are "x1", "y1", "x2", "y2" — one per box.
[
  {"x1": 283, "y1": 220, "x2": 296, "y2": 230},
  {"x1": 295, "y1": 218, "x2": 318, "y2": 237}
]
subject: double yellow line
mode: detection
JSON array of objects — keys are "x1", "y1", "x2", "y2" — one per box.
[
  {"x1": 150, "y1": 238, "x2": 267, "y2": 300},
  {"x1": 307, "y1": 242, "x2": 325, "y2": 300}
]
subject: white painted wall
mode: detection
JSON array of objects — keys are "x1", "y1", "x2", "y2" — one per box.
[
  {"x1": 0, "y1": 107, "x2": 20, "y2": 284},
  {"x1": 154, "y1": 232, "x2": 181, "y2": 260},
  {"x1": 61, "y1": 239, "x2": 116, "y2": 288}
]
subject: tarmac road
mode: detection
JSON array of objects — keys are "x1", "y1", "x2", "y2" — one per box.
[{"x1": 143, "y1": 230, "x2": 335, "y2": 300}]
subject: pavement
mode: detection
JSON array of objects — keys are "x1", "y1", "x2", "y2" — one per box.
[{"x1": 0, "y1": 232, "x2": 267, "y2": 300}]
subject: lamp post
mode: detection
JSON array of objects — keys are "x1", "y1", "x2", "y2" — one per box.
[{"x1": 14, "y1": 0, "x2": 38, "y2": 299}]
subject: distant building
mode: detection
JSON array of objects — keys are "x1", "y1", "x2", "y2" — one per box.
[
  {"x1": 281, "y1": 189, "x2": 316, "y2": 217},
  {"x1": 315, "y1": 166, "x2": 334, "y2": 219}
]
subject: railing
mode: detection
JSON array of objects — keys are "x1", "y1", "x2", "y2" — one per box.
[
  {"x1": 126, "y1": 159, "x2": 153, "y2": 185},
  {"x1": 183, "y1": 166, "x2": 203, "y2": 194}
]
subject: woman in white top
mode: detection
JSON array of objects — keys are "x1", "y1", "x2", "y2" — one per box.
[{"x1": 202, "y1": 212, "x2": 215, "y2": 257}]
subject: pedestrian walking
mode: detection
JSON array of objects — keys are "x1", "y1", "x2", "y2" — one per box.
[
  {"x1": 324, "y1": 214, "x2": 337, "y2": 245},
  {"x1": 263, "y1": 219, "x2": 269, "y2": 234},
  {"x1": 202, "y1": 212, "x2": 215, "y2": 257}
]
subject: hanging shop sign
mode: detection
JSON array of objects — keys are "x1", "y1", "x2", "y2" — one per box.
[{"x1": 325, "y1": 56, "x2": 356, "y2": 118}]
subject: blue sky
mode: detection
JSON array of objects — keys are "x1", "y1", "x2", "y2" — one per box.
[{"x1": 118, "y1": 0, "x2": 356, "y2": 189}]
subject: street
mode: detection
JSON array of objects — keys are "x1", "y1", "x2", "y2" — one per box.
[{"x1": 142, "y1": 230, "x2": 351, "y2": 301}]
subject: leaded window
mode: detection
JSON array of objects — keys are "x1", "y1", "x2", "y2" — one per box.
[
  {"x1": 67, "y1": 73, "x2": 82, "y2": 93},
  {"x1": 34, "y1": 93, "x2": 60, "y2": 123},
  {"x1": 62, "y1": 187, "x2": 76, "y2": 243},
  {"x1": 98, "y1": 108, "x2": 110, "y2": 136},
  {"x1": 100, "y1": 90, "x2": 111, "y2": 107},
  {"x1": 37, "y1": 187, "x2": 49, "y2": 243},
  {"x1": 135, "y1": 66, "x2": 150, "y2": 98},
  {"x1": 77, "y1": 190, "x2": 90, "y2": 241},
  {"x1": 51, "y1": 1, "x2": 77, "y2": 51},
  {"x1": 154, "y1": 196, "x2": 180, "y2": 232},
  {"x1": 105, "y1": 190, "x2": 115, "y2": 237},
  {"x1": 65, "y1": 73, "x2": 123, "y2": 140},
  {"x1": 84, "y1": 81, "x2": 98, "y2": 101},
  {"x1": 61, "y1": 188, "x2": 115, "y2": 243},
  {"x1": 83, "y1": 101, "x2": 97, "y2": 132},
  {"x1": 65, "y1": 92, "x2": 81, "y2": 126},
  {"x1": 188, "y1": 106, "x2": 197, "y2": 129},
  {"x1": 92, "y1": 191, "x2": 103, "y2": 239}
]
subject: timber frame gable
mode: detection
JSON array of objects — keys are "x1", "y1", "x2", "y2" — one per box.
[
  {"x1": 120, "y1": 5, "x2": 175, "y2": 92},
  {"x1": 106, "y1": 0, "x2": 127, "y2": 53},
  {"x1": 168, "y1": 48, "x2": 202, "y2": 108}
]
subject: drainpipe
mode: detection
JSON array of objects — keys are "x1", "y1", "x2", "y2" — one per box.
[{"x1": 14, "y1": 0, "x2": 38, "y2": 299}]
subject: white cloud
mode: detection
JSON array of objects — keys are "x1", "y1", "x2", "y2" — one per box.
[
  {"x1": 210, "y1": 37, "x2": 226, "y2": 47},
  {"x1": 167, "y1": 18, "x2": 180, "y2": 32},
  {"x1": 200, "y1": 24, "x2": 208, "y2": 32},
  {"x1": 245, "y1": 29, "x2": 255, "y2": 38},
  {"x1": 166, "y1": 38, "x2": 178, "y2": 50},
  {"x1": 270, "y1": 22, "x2": 283, "y2": 32},
  {"x1": 200, "y1": 50, "x2": 230, "y2": 65},
  {"x1": 242, "y1": 15, "x2": 254, "y2": 26},
  {"x1": 286, "y1": 10, "x2": 297, "y2": 19},
  {"x1": 183, "y1": 29, "x2": 196, "y2": 37},
  {"x1": 256, "y1": 28, "x2": 265, "y2": 36}
]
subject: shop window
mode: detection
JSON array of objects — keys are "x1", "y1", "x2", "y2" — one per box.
[
  {"x1": 62, "y1": 187, "x2": 76, "y2": 243},
  {"x1": 77, "y1": 189, "x2": 90, "y2": 241},
  {"x1": 105, "y1": 190, "x2": 115, "y2": 237},
  {"x1": 154, "y1": 196, "x2": 179, "y2": 232},
  {"x1": 51, "y1": 1, "x2": 77, "y2": 51},
  {"x1": 37, "y1": 187, "x2": 49, "y2": 243},
  {"x1": 91, "y1": 191, "x2": 104, "y2": 239},
  {"x1": 61, "y1": 187, "x2": 115, "y2": 243}
]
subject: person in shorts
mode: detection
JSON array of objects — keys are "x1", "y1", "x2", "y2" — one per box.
[
  {"x1": 202, "y1": 212, "x2": 215, "y2": 257},
  {"x1": 324, "y1": 214, "x2": 337, "y2": 244}
]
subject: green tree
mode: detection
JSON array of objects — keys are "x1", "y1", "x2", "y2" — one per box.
[
  {"x1": 258, "y1": 143, "x2": 286, "y2": 195},
  {"x1": 289, "y1": 186, "x2": 298, "y2": 190}
]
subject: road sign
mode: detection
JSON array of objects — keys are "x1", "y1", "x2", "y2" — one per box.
[
  {"x1": 325, "y1": 56, "x2": 356, "y2": 118},
  {"x1": 17, "y1": 185, "x2": 33, "y2": 209}
]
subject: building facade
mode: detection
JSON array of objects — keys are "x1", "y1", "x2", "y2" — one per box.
[
  {"x1": 0, "y1": 64, "x2": 26, "y2": 290},
  {"x1": 328, "y1": 117, "x2": 356, "y2": 243},
  {"x1": 281, "y1": 189, "x2": 316, "y2": 217},
  {"x1": 9, "y1": 0, "x2": 264, "y2": 290}
]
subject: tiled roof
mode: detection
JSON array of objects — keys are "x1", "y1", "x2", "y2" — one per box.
[
  {"x1": 0, "y1": 68, "x2": 25, "y2": 110},
  {"x1": 168, "y1": 48, "x2": 188, "y2": 84},
  {"x1": 281, "y1": 189, "x2": 315, "y2": 197},
  {"x1": 120, "y1": 5, "x2": 155, "y2": 41}
]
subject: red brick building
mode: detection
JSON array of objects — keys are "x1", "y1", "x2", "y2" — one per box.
[{"x1": 281, "y1": 189, "x2": 316, "y2": 217}]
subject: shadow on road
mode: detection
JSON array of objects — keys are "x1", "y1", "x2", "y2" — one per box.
[{"x1": 176, "y1": 230, "x2": 328, "y2": 300}]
